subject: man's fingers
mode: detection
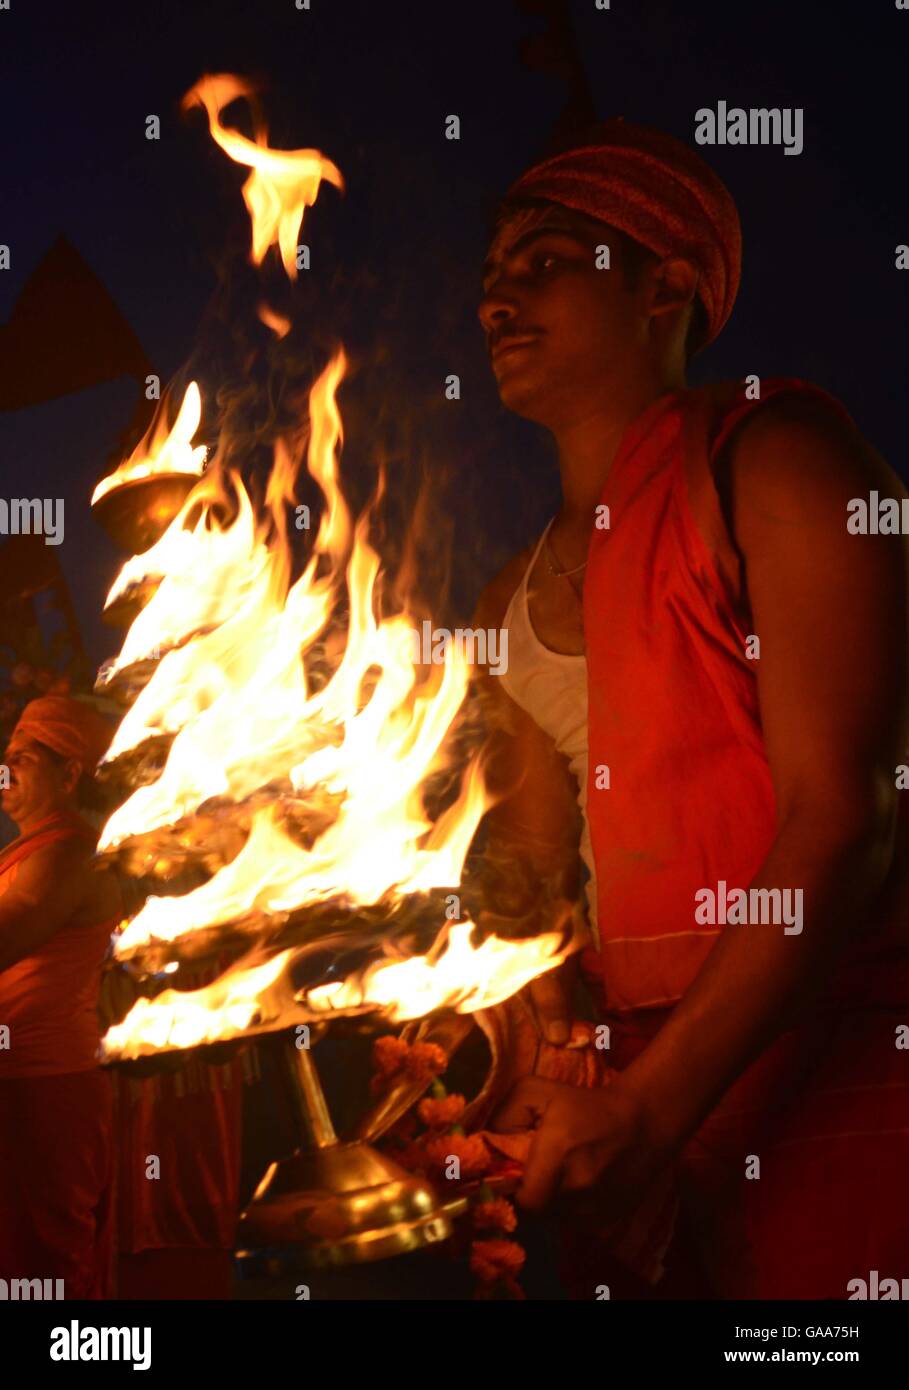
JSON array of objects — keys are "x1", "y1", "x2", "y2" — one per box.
[
  {"x1": 492, "y1": 1078, "x2": 573, "y2": 1210},
  {"x1": 491, "y1": 1076, "x2": 559, "y2": 1133},
  {"x1": 560, "y1": 1142, "x2": 606, "y2": 1193},
  {"x1": 516, "y1": 1122, "x2": 569, "y2": 1211}
]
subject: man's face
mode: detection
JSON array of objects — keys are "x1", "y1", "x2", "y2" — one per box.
[
  {"x1": 478, "y1": 203, "x2": 650, "y2": 426},
  {"x1": 2, "y1": 733, "x2": 76, "y2": 827}
]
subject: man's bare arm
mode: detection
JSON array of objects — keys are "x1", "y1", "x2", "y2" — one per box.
[
  {"x1": 472, "y1": 553, "x2": 583, "y2": 906},
  {"x1": 472, "y1": 558, "x2": 585, "y2": 1040}
]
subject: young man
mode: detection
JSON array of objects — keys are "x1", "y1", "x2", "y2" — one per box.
[
  {"x1": 0, "y1": 694, "x2": 121, "y2": 1297},
  {"x1": 475, "y1": 119, "x2": 909, "y2": 1297}
]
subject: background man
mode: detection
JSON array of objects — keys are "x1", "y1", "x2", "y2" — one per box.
[{"x1": 0, "y1": 694, "x2": 121, "y2": 1298}]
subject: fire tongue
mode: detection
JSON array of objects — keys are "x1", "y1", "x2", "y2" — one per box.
[
  {"x1": 102, "y1": 922, "x2": 573, "y2": 1062},
  {"x1": 182, "y1": 73, "x2": 344, "y2": 280},
  {"x1": 92, "y1": 381, "x2": 207, "y2": 506}
]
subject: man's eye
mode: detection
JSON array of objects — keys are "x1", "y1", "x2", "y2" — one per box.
[{"x1": 533, "y1": 253, "x2": 558, "y2": 273}]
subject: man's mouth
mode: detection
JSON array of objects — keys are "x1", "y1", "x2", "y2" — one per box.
[{"x1": 490, "y1": 334, "x2": 542, "y2": 366}]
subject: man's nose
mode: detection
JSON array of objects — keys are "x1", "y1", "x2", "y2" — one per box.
[{"x1": 477, "y1": 285, "x2": 519, "y2": 335}]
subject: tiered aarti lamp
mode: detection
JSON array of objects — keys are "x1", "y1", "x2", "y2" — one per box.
[{"x1": 89, "y1": 72, "x2": 570, "y2": 1272}]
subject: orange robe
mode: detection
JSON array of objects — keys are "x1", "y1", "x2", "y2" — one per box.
[
  {"x1": 0, "y1": 813, "x2": 118, "y2": 1297},
  {"x1": 581, "y1": 379, "x2": 909, "y2": 1297},
  {"x1": 102, "y1": 952, "x2": 244, "y2": 1299},
  {"x1": 112, "y1": 1046, "x2": 243, "y2": 1261}
]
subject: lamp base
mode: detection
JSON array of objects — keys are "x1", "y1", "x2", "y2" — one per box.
[{"x1": 236, "y1": 1139, "x2": 466, "y2": 1268}]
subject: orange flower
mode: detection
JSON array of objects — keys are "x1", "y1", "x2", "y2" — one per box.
[
  {"x1": 472, "y1": 1197, "x2": 517, "y2": 1234},
  {"x1": 470, "y1": 1238, "x2": 526, "y2": 1284},
  {"x1": 372, "y1": 1035, "x2": 409, "y2": 1078},
  {"x1": 417, "y1": 1094, "x2": 466, "y2": 1129},
  {"x1": 423, "y1": 1132, "x2": 491, "y2": 1180},
  {"x1": 404, "y1": 1042, "x2": 448, "y2": 1084}
]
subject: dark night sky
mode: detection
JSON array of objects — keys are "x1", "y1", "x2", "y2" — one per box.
[{"x1": 1, "y1": 0, "x2": 907, "y2": 672}]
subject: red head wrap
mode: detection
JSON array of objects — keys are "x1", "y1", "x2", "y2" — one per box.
[
  {"x1": 12, "y1": 695, "x2": 114, "y2": 775},
  {"x1": 503, "y1": 119, "x2": 742, "y2": 346}
]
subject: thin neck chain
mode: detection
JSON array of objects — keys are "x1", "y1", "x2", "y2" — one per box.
[{"x1": 544, "y1": 527, "x2": 587, "y2": 579}]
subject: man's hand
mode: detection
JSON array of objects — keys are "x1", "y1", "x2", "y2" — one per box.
[{"x1": 492, "y1": 1074, "x2": 675, "y2": 1218}]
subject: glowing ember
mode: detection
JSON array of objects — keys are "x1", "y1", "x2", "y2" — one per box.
[
  {"x1": 92, "y1": 381, "x2": 206, "y2": 505},
  {"x1": 258, "y1": 303, "x2": 291, "y2": 338}
]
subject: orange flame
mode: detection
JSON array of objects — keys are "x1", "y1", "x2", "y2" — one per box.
[
  {"x1": 257, "y1": 303, "x2": 291, "y2": 338},
  {"x1": 92, "y1": 382, "x2": 206, "y2": 505},
  {"x1": 102, "y1": 920, "x2": 575, "y2": 1061},
  {"x1": 99, "y1": 352, "x2": 489, "y2": 939},
  {"x1": 182, "y1": 73, "x2": 343, "y2": 279}
]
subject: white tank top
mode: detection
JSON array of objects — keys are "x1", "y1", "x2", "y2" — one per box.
[{"x1": 497, "y1": 522, "x2": 599, "y2": 939}]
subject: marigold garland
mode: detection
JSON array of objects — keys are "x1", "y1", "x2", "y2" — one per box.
[
  {"x1": 473, "y1": 1195, "x2": 518, "y2": 1234},
  {"x1": 423, "y1": 1131, "x2": 491, "y2": 1180},
  {"x1": 370, "y1": 1034, "x2": 526, "y2": 1298},
  {"x1": 417, "y1": 1093, "x2": 466, "y2": 1129}
]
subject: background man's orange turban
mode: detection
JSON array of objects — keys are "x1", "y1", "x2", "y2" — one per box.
[
  {"x1": 503, "y1": 118, "x2": 742, "y2": 346},
  {"x1": 13, "y1": 695, "x2": 114, "y2": 774}
]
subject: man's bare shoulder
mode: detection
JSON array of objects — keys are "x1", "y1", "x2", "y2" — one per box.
[
  {"x1": 714, "y1": 394, "x2": 903, "y2": 568},
  {"x1": 472, "y1": 542, "x2": 537, "y2": 627},
  {"x1": 727, "y1": 391, "x2": 900, "y2": 504}
]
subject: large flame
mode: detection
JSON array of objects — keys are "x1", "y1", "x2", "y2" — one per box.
[
  {"x1": 98, "y1": 353, "x2": 483, "y2": 900},
  {"x1": 99, "y1": 80, "x2": 576, "y2": 1061},
  {"x1": 92, "y1": 382, "x2": 206, "y2": 505},
  {"x1": 182, "y1": 73, "x2": 343, "y2": 279},
  {"x1": 100, "y1": 354, "x2": 576, "y2": 1057},
  {"x1": 102, "y1": 348, "x2": 489, "y2": 936}
]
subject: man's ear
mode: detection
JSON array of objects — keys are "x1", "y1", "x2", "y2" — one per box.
[
  {"x1": 63, "y1": 758, "x2": 82, "y2": 796},
  {"x1": 647, "y1": 256, "x2": 699, "y2": 320}
]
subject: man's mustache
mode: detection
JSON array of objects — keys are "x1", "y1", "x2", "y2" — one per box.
[{"x1": 489, "y1": 325, "x2": 543, "y2": 354}]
